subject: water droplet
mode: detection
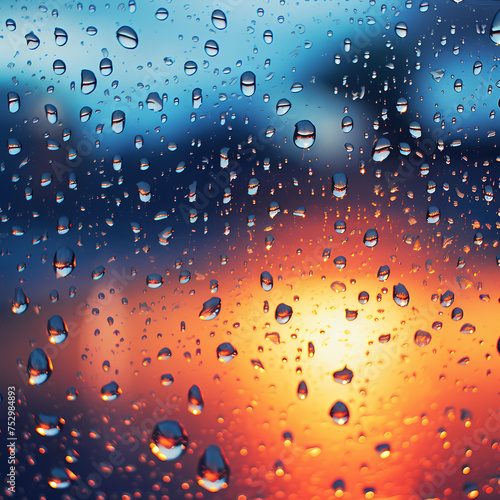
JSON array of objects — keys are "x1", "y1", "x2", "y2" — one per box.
[
  {"x1": 293, "y1": 120, "x2": 316, "y2": 149},
  {"x1": 260, "y1": 271, "x2": 273, "y2": 291},
  {"x1": 35, "y1": 413, "x2": 64, "y2": 436},
  {"x1": 199, "y1": 297, "x2": 221, "y2": 320},
  {"x1": 332, "y1": 172, "x2": 348, "y2": 198},
  {"x1": 116, "y1": 26, "x2": 138, "y2": 49},
  {"x1": 155, "y1": 8, "x2": 169, "y2": 21},
  {"x1": 440, "y1": 290, "x2": 454, "y2": 307},
  {"x1": 53, "y1": 246, "x2": 76, "y2": 277},
  {"x1": 184, "y1": 60, "x2": 198, "y2": 76},
  {"x1": 276, "y1": 98, "x2": 291, "y2": 116},
  {"x1": 395, "y1": 22, "x2": 408, "y2": 37},
  {"x1": 414, "y1": 330, "x2": 432, "y2": 347},
  {"x1": 101, "y1": 381, "x2": 121, "y2": 401},
  {"x1": 205, "y1": 39, "x2": 219, "y2": 56},
  {"x1": 333, "y1": 366, "x2": 354, "y2": 384},
  {"x1": 275, "y1": 303, "x2": 293, "y2": 324},
  {"x1": 217, "y1": 342, "x2": 237, "y2": 363},
  {"x1": 372, "y1": 137, "x2": 391, "y2": 162},
  {"x1": 197, "y1": 445, "x2": 230, "y2": 492},
  {"x1": 45, "y1": 104, "x2": 57, "y2": 124},
  {"x1": 263, "y1": 29, "x2": 273, "y2": 44},
  {"x1": 81, "y1": 69, "x2": 97, "y2": 94},
  {"x1": 330, "y1": 401, "x2": 349, "y2": 425},
  {"x1": 212, "y1": 10, "x2": 227, "y2": 30},
  {"x1": 188, "y1": 385, "x2": 204, "y2": 414},
  {"x1": 25, "y1": 32, "x2": 40, "y2": 50},
  {"x1": 150, "y1": 420, "x2": 188, "y2": 460},
  {"x1": 100, "y1": 58, "x2": 113, "y2": 76},
  {"x1": 393, "y1": 283, "x2": 409, "y2": 307},
  {"x1": 297, "y1": 380, "x2": 308, "y2": 399},
  {"x1": 240, "y1": 71, "x2": 256, "y2": 97},
  {"x1": 12, "y1": 287, "x2": 29, "y2": 314},
  {"x1": 341, "y1": 116, "x2": 353, "y2": 133},
  {"x1": 91, "y1": 265, "x2": 105, "y2": 280},
  {"x1": 473, "y1": 60, "x2": 482, "y2": 75},
  {"x1": 111, "y1": 110, "x2": 126, "y2": 134},
  {"x1": 48, "y1": 468, "x2": 71, "y2": 489},
  {"x1": 8, "y1": 92, "x2": 20, "y2": 113},
  {"x1": 363, "y1": 229, "x2": 379, "y2": 247},
  {"x1": 358, "y1": 291, "x2": 370, "y2": 304},
  {"x1": 28, "y1": 348, "x2": 53, "y2": 385},
  {"x1": 54, "y1": 27, "x2": 68, "y2": 46},
  {"x1": 47, "y1": 315, "x2": 68, "y2": 344}
]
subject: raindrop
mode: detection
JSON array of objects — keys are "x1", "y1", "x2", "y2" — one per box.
[
  {"x1": 150, "y1": 421, "x2": 188, "y2": 461},
  {"x1": 53, "y1": 246, "x2": 76, "y2": 278},
  {"x1": 395, "y1": 22, "x2": 408, "y2": 38},
  {"x1": 47, "y1": 315, "x2": 69, "y2": 344},
  {"x1": 25, "y1": 32, "x2": 40, "y2": 50},
  {"x1": 116, "y1": 26, "x2": 138, "y2": 49},
  {"x1": 199, "y1": 297, "x2": 221, "y2": 320},
  {"x1": 205, "y1": 39, "x2": 219, "y2": 56},
  {"x1": 146, "y1": 273, "x2": 164, "y2": 289},
  {"x1": 217, "y1": 343, "x2": 238, "y2": 362},
  {"x1": 414, "y1": 330, "x2": 432, "y2": 347},
  {"x1": 12, "y1": 287, "x2": 29, "y2": 314},
  {"x1": 275, "y1": 303, "x2": 293, "y2": 324},
  {"x1": 81, "y1": 69, "x2": 97, "y2": 94},
  {"x1": 54, "y1": 27, "x2": 68, "y2": 46},
  {"x1": 188, "y1": 385, "x2": 204, "y2": 414},
  {"x1": 333, "y1": 366, "x2": 354, "y2": 384},
  {"x1": 363, "y1": 229, "x2": 379, "y2": 247},
  {"x1": 330, "y1": 401, "x2": 349, "y2": 425},
  {"x1": 212, "y1": 10, "x2": 227, "y2": 29},
  {"x1": 372, "y1": 137, "x2": 391, "y2": 162},
  {"x1": 28, "y1": 348, "x2": 53, "y2": 385},
  {"x1": 240, "y1": 71, "x2": 256, "y2": 97},
  {"x1": 393, "y1": 283, "x2": 410, "y2": 307},
  {"x1": 260, "y1": 271, "x2": 273, "y2": 291},
  {"x1": 197, "y1": 445, "x2": 230, "y2": 492},
  {"x1": 293, "y1": 120, "x2": 316, "y2": 148},
  {"x1": 101, "y1": 381, "x2": 121, "y2": 401},
  {"x1": 332, "y1": 172, "x2": 348, "y2": 198}
]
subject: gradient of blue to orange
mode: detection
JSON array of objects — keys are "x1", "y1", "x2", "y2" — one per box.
[{"x1": 1, "y1": 1, "x2": 500, "y2": 499}]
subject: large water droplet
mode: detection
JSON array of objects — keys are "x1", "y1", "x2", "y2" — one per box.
[
  {"x1": 12, "y1": 287, "x2": 29, "y2": 314},
  {"x1": 35, "y1": 413, "x2": 64, "y2": 436},
  {"x1": 81, "y1": 69, "x2": 97, "y2": 94},
  {"x1": 395, "y1": 22, "x2": 408, "y2": 38},
  {"x1": 54, "y1": 27, "x2": 68, "y2": 46},
  {"x1": 28, "y1": 348, "x2": 53, "y2": 385},
  {"x1": 372, "y1": 137, "x2": 391, "y2": 162},
  {"x1": 8, "y1": 92, "x2": 20, "y2": 113},
  {"x1": 53, "y1": 246, "x2": 76, "y2": 277},
  {"x1": 414, "y1": 330, "x2": 432, "y2": 347},
  {"x1": 196, "y1": 445, "x2": 230, "y2": 492},
  {"x1": 240, "y1": 71, "x2": 256, "y2": 97},
  {"x1": 47, "y1": 315, "x2": 69, "y2": 344},
  {"x1": 333, "y1": 366, "x2": 354, "y2": 384},
  {"x1": 330, "y1": 401, "x2": 349, "y2": 425},
  {"x1": 25, "y1": 32, "x2": 40, "y2": 50},
  {"x1": 150, "y1": 420, "x2": 188, "y2": 460},
  {"x1": 332, "y1": 172, "x2": 348, "y2": 198},
  {"x1": 212, "y1": 9, "x2": 227, "y2": 29},
  {"x1": 363, "y1": 229, "x2": 379, "y2": 247},
  {"x1": 260, "y1": 271, "x2": 273, "y2": 291},
  {"x1": 199, "y1": 297, "x2": 221, "y2": 320},
  {"x1": 188, "y1": 385, "x2": 204, "y2": 414},
  {"x1": 293, "y1": 120, "x2": 316, "y2": 148},
  {"x1": 275, "y1": 303, "x2": 293, "y2": 324},
  {"x1": 101, "y1": 381, "x2": 121, "y2": 401},
  {"x1": 217, "y1": 342, "x2": 237, "y2": 363},
  {"x1": 116, "y1": 26, "x2": 138, "y2": 49},
  {"x1": 393, "y1": 283, "x2": 410, "y2": 307}
]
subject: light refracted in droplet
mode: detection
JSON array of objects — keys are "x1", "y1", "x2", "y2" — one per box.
[
  {"x1": 199, "y1": 297, "x2": 221, "y2": 320},
  {"x1": 197, "y1": 445, "x2": 230, "y2": 492},
  {"x1": 330, "y1": 401, "x2": 349, "y2": 425},
  {"x1": 28, "y1": 348, "x2": 53, "y2": 385},
  {"x1": 116, "y1": 26, "x2": 138, "y2": 49},
  {"x1": 150, "y1": 420, "x2": 188, "y2": 461},
  {"x1": 293, "y1": 120, "x2": 316, "y2": 148}
]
